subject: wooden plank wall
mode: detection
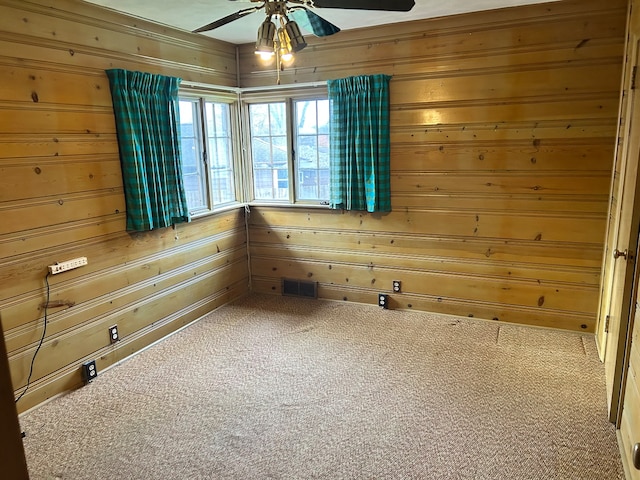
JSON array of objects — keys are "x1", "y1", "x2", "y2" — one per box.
[
  {"x1": 240, "y1": 0, "x2": 627, "y2": 332},
  {"x1": 0, "y1": 0, "x2": 249, "y2": 413}
]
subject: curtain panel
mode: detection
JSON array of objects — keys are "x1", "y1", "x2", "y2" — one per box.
[
  {"x1": 327, "y1": 74, "x2": 392, "y2": 213},
  {"x1": 106, "y1": 69, "x2": 190, "y2": 232}
]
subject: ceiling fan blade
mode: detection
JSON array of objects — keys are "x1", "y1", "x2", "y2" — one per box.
[
  {"x1": 289, "y1": 8, "x2": 340, "y2": 37},
  {"x1": 312, "y1": 0, "x2": 415, "y2": 12},
  {"x1": 193, "y1": 5, "x2": 261, "y2": 33}
]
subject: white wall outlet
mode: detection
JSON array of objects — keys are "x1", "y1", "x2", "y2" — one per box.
[
  {"x1": 393, "y1": 280, "x2": 401, "y2": 293},
  {"x1": 48, "y1": 256, "x2": 88, "y2": 275}
]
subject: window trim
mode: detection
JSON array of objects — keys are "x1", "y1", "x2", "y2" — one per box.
[
  {"x1": 179, "y1": 87, "x2": 244, "y2": 218},
  {"x1": 241, "y1": 86, "x2": 330, "y2": 207}
]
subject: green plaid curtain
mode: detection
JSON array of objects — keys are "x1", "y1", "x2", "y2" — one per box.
[
  {"x1": 106, "y1": 69, "x2": 190, "y2": 232},
  {"x1": 327, "y1": 74, "x2": 392, "y2": 212}
]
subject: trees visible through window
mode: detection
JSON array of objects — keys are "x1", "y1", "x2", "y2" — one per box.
[
  {"x1": 178, "y1": 89, "x2": 329, "y2": 209},
  {"x1": 295, "y1": 99, "x2": 329, "y2": 201},
  {"x1": 248, "y1": 96, "x2": 329, "y2": 204},
  {"x1": 249, "y1": 102, "x2": 289, "y2": 201}
]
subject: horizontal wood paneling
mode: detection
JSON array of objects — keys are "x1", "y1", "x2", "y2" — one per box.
[
  {"x1": 251, "y1": 278, "x2": 594, "y2": 331},
  {"x1": 0, "y1": 0, "x2": 248, "y2": 413},
  {"x1": 242, "y1": 0, "x2": 626, "y2": 333},
  {"x1": 249, "y1": 208, "x2": 606, "y2": 244},
  {"x1": 239, "y1": 1, "x2": 625, "y2": 87},
  {"x1": 390, "y1": 141, "x2": 614, "y2": 172}
]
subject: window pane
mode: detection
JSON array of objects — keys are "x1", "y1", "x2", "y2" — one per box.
[
  {"x1": 317, "y1": 100, "x2": 329, "y2": 134},
  {"x1": 294, "y1": 99, "x2": 329, "y2": 201},
  {"x1": 297, "y1": 101, "x2": 317, "y2": 134},
  {"x1": 205, "y1": 101, "x2": 235, "y2": 205},
  {"x1": 250, "y1": 104, "x2": 270, "y2": 136},
  {"x1": 270, "y1": 103, "x2": 287, "y2": 136},
  {"x1": 249, "y1": 102, "x2": 289, "y2": 200},
  {"x1": 179, "y1": 99, "x2": 206, "y2": 211}
]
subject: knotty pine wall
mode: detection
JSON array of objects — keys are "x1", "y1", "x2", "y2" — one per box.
[
  {"x1": 240, "y1": 0, "x2": 627, "y2": 332},
  {"x1": 0, "y1": 0, "x2": 249, "y2": 413}
]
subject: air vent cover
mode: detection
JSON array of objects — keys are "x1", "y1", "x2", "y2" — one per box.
[{"x1": 282, "y1": 278, "x2": 318, "y2": 298}]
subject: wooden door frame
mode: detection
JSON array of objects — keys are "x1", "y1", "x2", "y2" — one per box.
[
  {"x1": 596, "y1": 0, "x2": 635, "y2": 361},
  {"x1": 0, "y1": 316, "x2": 29, "y2": 479},
  {"x1": 596, "y1": 0, "x2": 640, "y2": 424}
]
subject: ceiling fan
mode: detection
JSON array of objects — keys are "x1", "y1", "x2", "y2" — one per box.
[
  {"x1": 193, "y1": 0, "x2": 416, "y2": 74},
  {"x1": 193, "y1": 1, "x2": 417, "y2": 38}
]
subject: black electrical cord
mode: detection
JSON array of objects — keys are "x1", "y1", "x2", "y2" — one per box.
[{"x1": 15, "y1": 272, "x2": 51, "y2": 404}]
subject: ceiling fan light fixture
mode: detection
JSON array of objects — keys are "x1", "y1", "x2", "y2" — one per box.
[
  {"x1": 255, "y1": 18, "x2": 277, "y2": 56},
  {"x1": 277, "y1": 27, "x2": 294, "y2": 63},
  {"x1": 284, "y1": 20, "x2": 307, "y2": 53}
]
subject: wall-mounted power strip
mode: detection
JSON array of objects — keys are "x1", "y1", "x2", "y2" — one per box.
[{"x1": 48, "y1": 257, "x2": 88, "y2": 275}]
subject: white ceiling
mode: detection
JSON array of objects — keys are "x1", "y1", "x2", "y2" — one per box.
[{"x1": 83, "y1": 0, "x2": 559, "y2": 45}]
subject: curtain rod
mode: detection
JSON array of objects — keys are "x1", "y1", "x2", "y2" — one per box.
[
  {"x1": 179, "y1": 81, "x2": 241, "y2": 94},
  {"x1": 180, "y1": 79, "x2": 328, "y2": 95},
  {"x1": 240, "y1": 80, "x2": 328, "y2": 93}
]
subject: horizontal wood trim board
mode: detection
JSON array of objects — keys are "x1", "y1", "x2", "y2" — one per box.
[
  {"x1": 248, "y1": 226, "x2": 603, "y2": 267},
  {"x1": 248, "y1": 245, "x2": 600, "y2": 286},
  {"x1": 0, "y1": 191, "x2": 124, "y2": 235},
  {"x1": 391, "y1": 123, "x2": 617, "y2": 144},
  {"x1": 2, "y1": 241, "x2": 247, "y2": 342},
  {"x1": 0, "y1": 152, "x2": 120, "y2": 166},
  {"x1": 0, "y1": 36, "x2": 236, "y2": 87},
  {"x1": 0, "y1": 207, "x2": 243, "y2": 263},
  {"x1": 248, "y1": 209, "x2": 605, "y2": 244},
  {"x1": 0, "y1": 165, "x2": 122, "y2": 204},
  {"x1": 10, "y1": 0, "x2": 236, "y2": 55},
  {"x1": 1, "y1": 226, "x2": 247, "y2": 319},
  {"x1": 0, "y1": 133, "x2": 118, "y2": 158},
  {"x1": 0, "y1": 4, "x2": 234, "y2": 67},
  {"x1": 250, "y1": 280, "x2": 595, "y2": 332},
  {"x1": 390, "y1": 99, "x2": 619, "y2": 127},
  {"x1": 0, "y1": 107, "x2": 115, "y2": 135},
  {"x1": 1, "y1": 100, "x2": 113, "y2": 114},
  {"x1": 390, "y1": 143, "x2": 615, "y2": 171},
  {"x1": 0, "y1": 214, "x2": 126, "y2": 259},
  {"x1": 390, "y1": 195, "x2": 608, "y2": 215},
  {"x1": 372, "y1": 43, "x2": 625, "y2": 81},
  {"x1": 249, "y1": 258, "x2": 597, "y2": 314},
  {"x1": 390, "y1": 173, "x2": 610, "y2": 197},
  {"x1": 0, "y1": 64, "x2": 113, "y2": 106},
  {"x1": 6, "y1": 253, "x2": 249, "y2": 358},
  {"x1": 391, "y1": 67, "x2": 621, "y2": 105}
]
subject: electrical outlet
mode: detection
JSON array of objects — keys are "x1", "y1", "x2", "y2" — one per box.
[
  {"x1": 378, "y1": 293, "x2": 389, "y2": 309},
  {"x1": 109, "y1": 325, "x2": 119, "y2": 344},
  {"x1": 392, "y1": 280, "x2": 401, "y2": 293},
  {"x1": 82, "y1": 360, "x2": 97, "y2": 384},
  {"x1": 48, "y1": 256, "x2": 88, "y2": 275}
]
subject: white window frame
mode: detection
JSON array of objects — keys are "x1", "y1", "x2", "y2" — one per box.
[
  {"x1": 241, "y1": 86, "x2": 330, "y2": 207},
  {"x1": 179, "y1": 87, "x2": 244, "y2": 217}
]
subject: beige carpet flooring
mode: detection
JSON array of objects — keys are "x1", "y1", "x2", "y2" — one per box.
[{"x1": 20, "y1": 294, "x2": 625, "y2": 479}]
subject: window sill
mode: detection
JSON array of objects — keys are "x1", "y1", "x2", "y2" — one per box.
[
  {"x1": 189, "y1": 202, "x2": 246, "y2": 219},
  {"x1": 189, "y1": 202, "x2": 331, "y2": 221},
  {"x1": 247, "y1": 201, "x2": 331, "y2": 210}
]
